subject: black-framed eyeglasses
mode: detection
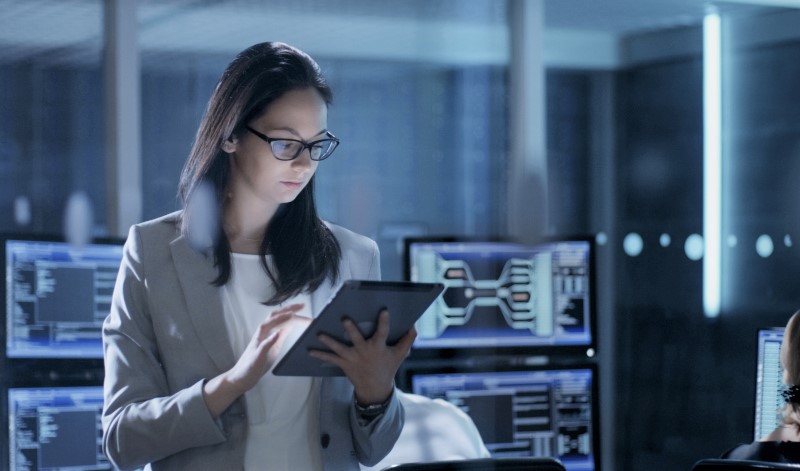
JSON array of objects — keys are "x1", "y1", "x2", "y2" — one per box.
[{"x1": 245, "y1": 126, "x2": 340, "y2": 161}]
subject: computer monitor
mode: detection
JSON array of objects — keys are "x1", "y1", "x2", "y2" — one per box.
[
  {"x1": 754, "y1": 328, "x2": 784, "y2": 440},
  {"x1": 7, "y1": 386, "x2": 112, "y2": 471},
  {"x1": 404, "y1": 238, "x2": 594, "y2": 353},
  {"x1": 408, "y1": 365, "x2": 599, "y2": 471},
  {"x1": 3, "y1": 235, "x2": 124, "y2": 359}
]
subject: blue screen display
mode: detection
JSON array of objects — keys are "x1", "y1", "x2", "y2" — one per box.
[
  {"x1": 5, "y1": 239, "x2": 123, "y2": 359},
  {"x1": 8, "y1": 386, "x2": 112, "y2": 470},
  {"x1": 408, "y1": 240, "x2": 592, "y2": 349},
  {"x1": 754, "y1": 328, "x2": 784, "y2": 440},
  {"x1": 411, "y1": 368, "x2": 597, "y2": 471}
]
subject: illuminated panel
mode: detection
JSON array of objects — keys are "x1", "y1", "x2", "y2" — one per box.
[
  {"x1": 5, "y1": 238, "x2": 123, "y2": 358},
  {"x1": 411, "y1": 368, "x2": 596, "y2": 471},
  {"x1": 409, "y1": 240, "x2": 591, "y2": 349},
  {"x1": 8, "y1": 386, "x2": 112, "y2": 471},
  {"x1": 754, "y1": 328, "x2": 784, "y2": 440}
]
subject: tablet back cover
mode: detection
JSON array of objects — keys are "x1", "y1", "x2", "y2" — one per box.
[{"x1": 273, "y1": 280, "x2": 444, "y2": 376}]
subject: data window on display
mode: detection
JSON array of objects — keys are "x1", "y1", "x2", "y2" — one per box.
[
  {"x1": 3, "y1": 236, "x2": 124, "y2": 359},
  {"x1": 7, "y1": 386, "x2": 113, "y2": 471},
  {"x1": 754, "y1": 328, "x2": 784, "y2": 441},
  {"x1": 410, "y1": 366, "x2": 599, "y2": 471},
  {"x1": 405, "y1": 239, "x2": 594, "y2": 351}
]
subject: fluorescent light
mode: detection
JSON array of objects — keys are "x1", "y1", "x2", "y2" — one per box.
[
  {"x1": 703, "y1": 10, "x2": 722, "y2": 318},
  {"x1": 719, "y1": 0, "x2": 800, "y2": 7}
]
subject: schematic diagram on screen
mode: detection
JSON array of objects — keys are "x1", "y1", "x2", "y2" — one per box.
[{"x1": 409, "y1": 241, "x2": 592, "y2": 348}]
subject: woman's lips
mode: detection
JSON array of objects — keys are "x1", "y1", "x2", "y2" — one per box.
[{"x1": 282, "y1": 181, "x2": 303, "y2": 190}]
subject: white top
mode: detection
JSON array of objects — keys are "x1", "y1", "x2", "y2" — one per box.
[
  {"x1": 360, "y1": 391, "x2": 491, "y2": 471},
  {"x1": 220, "y1": 252, "x2": 322, "y2": 471}
]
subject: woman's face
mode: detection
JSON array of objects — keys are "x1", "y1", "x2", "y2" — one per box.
[{"x1": 228, "y1": 87, "x2": 328, "y2": 211}]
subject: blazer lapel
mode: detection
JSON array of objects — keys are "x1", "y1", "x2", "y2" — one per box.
[
  {"x1": 166, "y1": 229, "x2": 354, "y2": 367},
  {"x1": 169, "y1": 237, "x2": 236, "y2": 372}
]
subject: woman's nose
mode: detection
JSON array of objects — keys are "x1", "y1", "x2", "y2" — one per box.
[{"x1": 291, "y1": 148, "x2": 315, "y2": 170}]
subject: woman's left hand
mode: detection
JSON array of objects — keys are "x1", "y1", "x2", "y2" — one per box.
[{"x1": 310, "y1": 310, "x2": 416, "y2": 405}]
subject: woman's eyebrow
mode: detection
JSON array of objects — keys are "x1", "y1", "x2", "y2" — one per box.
[{"x1": 270, "y1": 127, "x2": 328, "y2": 139}]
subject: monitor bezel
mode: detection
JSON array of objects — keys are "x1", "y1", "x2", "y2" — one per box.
[
  {"x1": 398, "y1": 359, "x2": 601, "y2": 471},
  {"x1": 402, "y1": 234, "x2": 598, "y2": 359}
]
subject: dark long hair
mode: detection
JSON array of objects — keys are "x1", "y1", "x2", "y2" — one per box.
[{"x1": 177, "y1": 42, "x2": 341, "y2": 305}]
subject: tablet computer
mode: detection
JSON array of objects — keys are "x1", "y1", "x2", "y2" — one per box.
[{"x1": 272, "y1": 280, "x2": 444, "y2": 377}]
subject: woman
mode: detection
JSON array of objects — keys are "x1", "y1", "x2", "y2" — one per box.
[
  {"x1": 722, "y1": 310, "x2": 800, "y2": 462},
  {"x1": 102, "y1": 42, "x2": 413, "y2": 470}
]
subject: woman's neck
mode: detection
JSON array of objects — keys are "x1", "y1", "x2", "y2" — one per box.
[
  {"x1": 225, "y1": 229, "x2": 263, "y2": 255},
  {"x1": 223, "y1": 190, "x2": 277, "y2": 255}
]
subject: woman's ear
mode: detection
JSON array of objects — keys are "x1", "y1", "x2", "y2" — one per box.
[{"x1": 221, "y1": 136, "x2": 238, "y2": 153}]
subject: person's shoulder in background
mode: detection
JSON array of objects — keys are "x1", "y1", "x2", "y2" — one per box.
[
  {"x1": 721, "y1": 440, "x2": 800, "y2": 462},
  {"x1": 360, "y1": 391, "x2": 490, "y2": 471}
]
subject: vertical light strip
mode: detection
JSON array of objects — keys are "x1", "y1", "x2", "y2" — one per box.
[{"x1": 703, "y1": 9, "x2": 722, "y2": 318}]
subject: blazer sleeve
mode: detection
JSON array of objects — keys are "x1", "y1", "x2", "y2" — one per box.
[
  {"x1": 101, "y1": 225, "x2": 226, "y2": 470},
  {"x1": 349, "y1": 388, "x2": 404, "y2": 466},
  {"x1": 347, "y1": 239, "x2": 405, "y2": 466}
]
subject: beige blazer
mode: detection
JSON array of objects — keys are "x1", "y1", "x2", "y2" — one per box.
[{"x1": 101, "y1": 211, "x2": 403, "y2": 471}]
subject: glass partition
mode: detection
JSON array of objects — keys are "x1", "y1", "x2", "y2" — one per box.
[
  {"x1": 722, "y1": 6, "x2": 800, "y2": 314},
  {"x1": 0, "y1": 0, "x2": 106, "y2": 235}
]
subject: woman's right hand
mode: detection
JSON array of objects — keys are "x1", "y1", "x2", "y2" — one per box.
[
  {"x1": 202, "y1": 304, "x2": 302, "y2": 417},
  {"x1": 227, "y1": 304, "x2": 305, "y2": 391}
]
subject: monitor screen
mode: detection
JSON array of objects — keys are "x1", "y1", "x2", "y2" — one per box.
[
  {"x1": 754, "y1": 328, "x2": 784, "y2": 440},
  {"x1": 410, "y1": 366, "x2": 598, "y2": 471},
  {"x1": 7, "y1": 386, "x2": 112, "y2": 471},
  {"x1": 406, "y1": 239, "x2": 593, "y2": 350},
  {"x1": 4, "y1": 237, "x2": 124, "y2": 359}
]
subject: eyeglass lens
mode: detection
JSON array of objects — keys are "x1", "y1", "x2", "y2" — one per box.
[{"x1": 271, "y1": 139, "x2": 337, "y2": 161}]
